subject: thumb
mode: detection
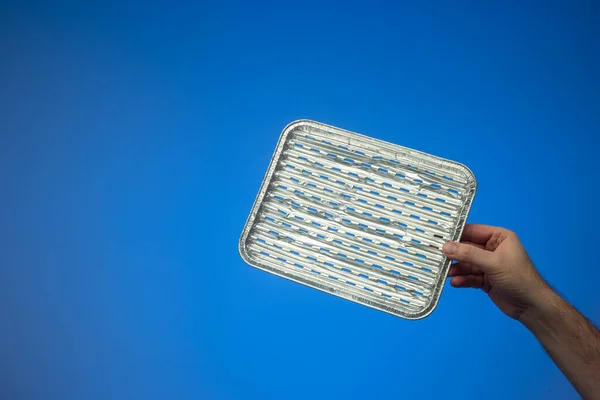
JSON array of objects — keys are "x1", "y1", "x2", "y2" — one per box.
[{"x1": 442, "y1": 242, "x2": 499, "y2": 272}]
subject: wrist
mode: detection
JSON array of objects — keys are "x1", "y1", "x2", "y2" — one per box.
[{"x1": 519, "y1": 285, "x2": 564, "y2": 333}]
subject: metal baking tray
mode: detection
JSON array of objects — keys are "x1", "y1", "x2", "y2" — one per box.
[{"x1": 239, "y1": 120, "x2": 477, "y2": 319}]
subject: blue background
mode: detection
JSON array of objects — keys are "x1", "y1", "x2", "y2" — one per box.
[{"x1": 1, "y1": 1, "x2": 598, "y2": 399}]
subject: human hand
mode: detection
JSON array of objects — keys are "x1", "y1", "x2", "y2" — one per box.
[
  {"x1": 443, "y1": 224, "x2": 550, "y2": 320},
  {"x1": 444, "y1": 225, "x2": 600, "y2": 398}
]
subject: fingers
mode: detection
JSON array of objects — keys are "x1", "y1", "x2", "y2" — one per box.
[
  {"x1": 460, "y1": 224, "x2": 499, "y2": 246},
  {"x1": 450, "y1": 275, "x2": 485, "y2": 289},
  {"x1": 442, "y1": 241, "x2": 499, "y2": 272},
  {"x1": 460, "y1": 241, "x2": 485, "y2": 250},
  {"x1": 448, "y1": 262, "x2": 481, "y2": 277}
]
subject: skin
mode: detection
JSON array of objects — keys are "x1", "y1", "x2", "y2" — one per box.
[{"x1": 444, "y1": 224, "x2": 600, "y2": 400}]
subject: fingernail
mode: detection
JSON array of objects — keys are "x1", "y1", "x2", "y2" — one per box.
[{"x1": 443, "y1": 242, "x2": 457, "y2": 254}]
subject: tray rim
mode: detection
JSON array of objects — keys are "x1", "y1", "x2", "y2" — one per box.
[{"x1": 239, "y1": 119, "x2": 477, "y2": 320}]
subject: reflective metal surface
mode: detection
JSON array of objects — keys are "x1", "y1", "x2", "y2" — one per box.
[{"x1": 239, "y1": 120, "x2": 477, "y2": 319}]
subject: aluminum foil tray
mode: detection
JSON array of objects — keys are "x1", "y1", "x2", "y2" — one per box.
[{"x1": 239, "y1": 120, "x2": 477, "y2": 319}]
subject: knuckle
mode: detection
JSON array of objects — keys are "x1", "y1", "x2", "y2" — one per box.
[
  {"x1": 487, "y1": 231, "x2": 507, "y2": 251},
  {"x1": 460, "y1": 244, "x2": 476, "y2": 257}
]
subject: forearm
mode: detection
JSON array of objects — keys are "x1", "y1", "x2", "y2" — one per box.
[{"x1": 520, "y1": 287, "x2": 600, "y2": 399}]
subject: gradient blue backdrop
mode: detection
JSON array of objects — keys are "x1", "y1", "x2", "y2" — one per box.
[{"x1": 1, "y1": 1, "x2": 598, "y2": 399}]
